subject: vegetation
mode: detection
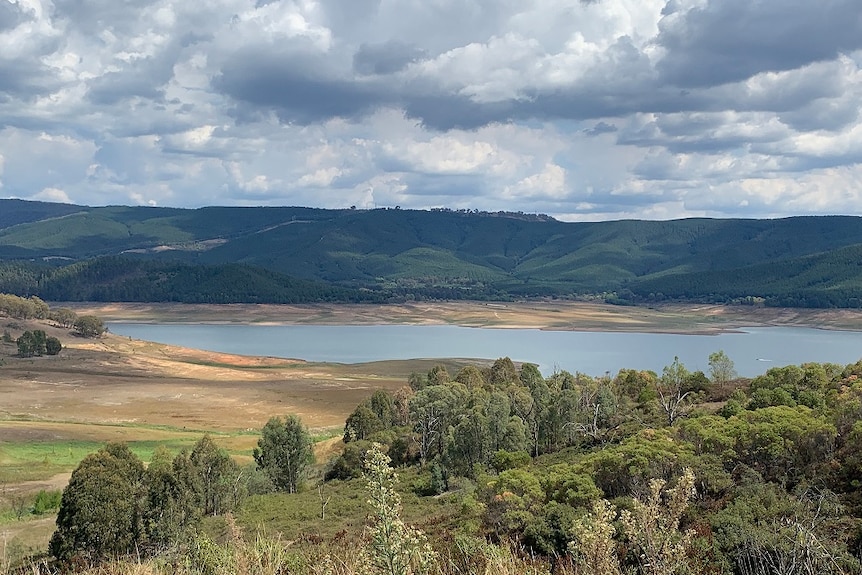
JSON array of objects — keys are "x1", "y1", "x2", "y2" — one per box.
[
  {"x1": 47, "y1": 436, "x2": 244, "y2": 568},
  {"x1": 0, "y1": 258, "x2": 376, "y2": 304},
  {"x1": 253, "y1": 415, "x2": 314, "y2": 494},
  {"x1": 5, "y1": 200, "x2": 862, "y2": 306},
  {"x1": 7, "y1": 288, "x2": 862, "y2": 573},
  {"x1": 72, "y1": 315, "x2": 105, "y2": 338},
  {"x1": 0, "y1": 294, "x2": 69, "y2": 355}
]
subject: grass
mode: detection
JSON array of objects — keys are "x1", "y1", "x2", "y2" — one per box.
[
  {"x1": 235, "y1": 466, "x2": 471, "y2": 544},
  {"x1": 0, "y1": 422, "x2": 258, "y2": 484}
]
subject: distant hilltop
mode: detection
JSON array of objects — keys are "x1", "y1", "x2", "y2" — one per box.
[{"x1": 1, "y1": 199, "x2": 862, "y2": 308}]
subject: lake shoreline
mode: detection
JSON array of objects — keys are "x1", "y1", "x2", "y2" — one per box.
[{"x1": 60, "y1": 301, "x2": 862, "y2": 335}]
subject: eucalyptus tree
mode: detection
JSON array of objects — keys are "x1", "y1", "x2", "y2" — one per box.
[{"x1": 254, "y1": 415, "x2": 314, "y2": 494}]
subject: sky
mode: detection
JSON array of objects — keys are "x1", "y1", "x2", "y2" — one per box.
[{"x1": 1, "y1": 0, "x2": 861, "y2": 221}]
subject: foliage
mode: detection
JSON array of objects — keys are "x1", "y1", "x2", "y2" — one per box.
[
  {"x1": 45, "y1": 335, "x2": 62, "y2": 355},
  {"x1": 655, "y1": 356, "x2": 698, "y2": 425},
  {"x1": 343, "y1": 404, "x2": 384, "y2": 443},
  {"x1": 568, "y1": 469, "x2": 698, "y2": 575},
  {"x1": 190, "y1": 435, "x2": 244, "y2": 515},
  {"x1": 31, "y1": 489, "x2": 62, "y2": 515},
  {"x1": 16, "y1": 330, "x2": 46, "y2": 357},
  {"x1": 49, "y1": 307, "x2": 78, "y2": 328},
  {"x1": 7, "y1": 201, "x2": 862, "y2": 306},
  {"x1": 708, "y1": 350, "x2": 737, "y2": 386},
  {"x1": 0, "y1": 294, "x2": 49, "y2": 319},
  {"x1": 13, "y1": 329, "x2": 61, "y2": 357},
  {"x1": 254, "y1": 415, "x2": 315, "y2": 494},
  {"x1": 363, "y1": 443, "x2": 437, "y2": 575},
  {"x1": 73, "y1": 315, "x2": 106, "y2": 338},
  {"x1": 618, "y1": 469, "x2": 697, "y2": 575},
  {"x1": 181, "y1": 514, "x2": 303, "y2": 575},
  {"x1": 46, "y1": 436, "x2": 248, "y2": 567},
  {"x1": 49, "y1": 443, "x2": 148, "y2": 564},
  {"x1": 569, "y1": 500, "x2": 622, "y2": 575},
  {"x1": 18, "y1": 349, "x2": 862, "y2": 574}
]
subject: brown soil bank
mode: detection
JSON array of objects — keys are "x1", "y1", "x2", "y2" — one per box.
[
  {"x1": 65, "y1": 301, "x2": 862, "y2": 333},
  {"x1": 0, "y1": 323, "x2": 471, "y2": 432},
  {"x1": 5, "y1": 300, "x2": 861, "y2": 435}
]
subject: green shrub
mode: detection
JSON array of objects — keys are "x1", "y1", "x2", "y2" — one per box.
[{"x1": 32, "y1": 489, "x2": 62, "y2": 514}]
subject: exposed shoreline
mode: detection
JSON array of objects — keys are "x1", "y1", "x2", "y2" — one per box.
[{"x1": 60, "y1": 301, "x2": 862, "y2": 335}]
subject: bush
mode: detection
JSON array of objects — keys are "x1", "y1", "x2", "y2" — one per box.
[
  {"x1": 32, "y1": 489, "x2": 62, "y2": 514},
  {"x1": 16, "y1": 330, "x2": 46, "y2": 357},
  {"x1": 490, "y1": 450, "x2": 531, "y2": 472},
  {"x1": 45, "y1": 336, "x2": 62, "y2": 355}
]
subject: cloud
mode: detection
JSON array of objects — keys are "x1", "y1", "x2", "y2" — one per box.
[
  {"x1": 1, "y1": 0, "x2": 861, "y2": 221},
  {"x1": 655, "y1": 0, "x2": 862, "y2": 88},
  {"x1": 33, "y1": 186, "x2": 73, "y2": 203},
  {"x1": 584, "y1": 121, "x2": 618, "y2": 136},
  {"x1": 353, "y1": 41, "x2": 427, "y2": 76}
]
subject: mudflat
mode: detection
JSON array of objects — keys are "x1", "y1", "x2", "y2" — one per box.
[
  {"x1": 5, "y1": 301, "x2": 861, "y2": 439},
  {"x1": 0, "y1": 324, "x2": 469, "y2": 433},
  {"x1": 65, "y1": 300, "x2": 862, "y2": 333}
]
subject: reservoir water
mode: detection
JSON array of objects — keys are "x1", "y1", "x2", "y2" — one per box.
[{"x1": 106, "y1": 323, "x2": 862, "y2": 378}]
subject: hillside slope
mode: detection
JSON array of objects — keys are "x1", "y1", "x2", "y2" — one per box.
[{"x1": 3, "y1": 200, "x2": 862, "y2": 305}]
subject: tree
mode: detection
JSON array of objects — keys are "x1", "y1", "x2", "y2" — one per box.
[
  {"x1": 454, "y1": 365, "x2": 488, "y2": 389},
  {"x1": 50, "y1": 443, "x2": 146, "y2": 564},
  {"x1": 656, "y1": 357, "x2": 695, "y2": 425},
  {"x1": 45, "y1": 336, "x2": 62, "y2": 355},
  {"x1": 16, "y1": 330, "x2": 47, "y2": 357},
  {"x1": 189, "y1": 435, "x2": 243, "y2": 515},
  {"x1": 369, "y1": 390, "x2": 396, "y2": 428},
  {"x1": 490, "y1": 357, "x2": 519, "y2": 388},
  {"x1": 427, "y1": 365, "x2": 450, "y2": 386},
  {"x1": 74, "y1": 315, "x2": 106, "y2": 338},
  {"x1": 708, "y1": 350, "x2": 737, "y2": 386},
  {"x1": 49, "y1": 307, "x2": 78, "y2": 328},
  {"x1": 344, "y1": 403, "x2": 384, "y2": 442},
  {"x1": 409, "y1": 382, "x2": 466, "y2": 465},
  {"x1": 254, "y1": 415, "x2": 314, "y2": 494},
  {"x1": 143, "y1": 446, "x2": 201, "y2": 547}
]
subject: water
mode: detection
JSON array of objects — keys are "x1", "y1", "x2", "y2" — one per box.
[{"x1": 106, "y1": 323, "x2": 862, "y2": 378}]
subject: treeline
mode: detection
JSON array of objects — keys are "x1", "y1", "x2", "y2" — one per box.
[
  {"x1": 0, "y1": 258, "x2": 380, "y2": 304},
  {"x1": 0, "y1": 292, "x2": 105, "y2": 341},
  {"x1": 0, "y1": 258, "x2": 519, "y2": 304},
  {"x1": 7, "y1": 199, "x2": 862, "y2": 308},
  {"x1": 626, "y1": 244, "x2": 862, "y2": 308}
]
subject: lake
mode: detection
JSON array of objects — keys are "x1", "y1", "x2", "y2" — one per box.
[{"x1": 106, "y1": 323, "x2": 862, "y2": 378}]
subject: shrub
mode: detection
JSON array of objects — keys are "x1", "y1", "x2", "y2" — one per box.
[
  {"x1": 32, "y1": 489, "x2": 62, "y2": 514},
  {"x1": 45, "y1": 336, "x2": 62, "y2": 355}
]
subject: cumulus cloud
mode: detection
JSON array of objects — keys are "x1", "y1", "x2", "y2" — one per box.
[{"x1": 0, "y1": 0, "x2": 861, "y2": 220}]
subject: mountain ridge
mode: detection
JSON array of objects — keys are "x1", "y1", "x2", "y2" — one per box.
[{"x1": 2, "y1": 199, "x2": 862, "y2": 306}]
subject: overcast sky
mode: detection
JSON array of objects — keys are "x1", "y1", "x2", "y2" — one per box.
[{"x1": 1, "y1": 0, "x2": 861, "y2": 221}]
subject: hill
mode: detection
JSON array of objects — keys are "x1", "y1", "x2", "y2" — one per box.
[{"x1": 3, "y1": 200, "x2": 862, "y2": 306}]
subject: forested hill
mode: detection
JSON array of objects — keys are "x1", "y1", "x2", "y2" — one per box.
[{"x1": 3, "y1": 199, "x2": 862, "y2": 306}]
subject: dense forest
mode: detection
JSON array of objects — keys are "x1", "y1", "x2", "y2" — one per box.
[
  {"x1": 20, "y1": 349, "x2": 862, "y2": 574},
  {"x1": 0, "y1": 258, "x2": 379, "y2": 304},
  {"x1": 5, "y1": 200, "x2": 862, "y2": 306}
]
